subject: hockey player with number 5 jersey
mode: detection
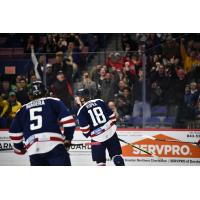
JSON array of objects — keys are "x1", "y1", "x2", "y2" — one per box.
[
  {"x1": 9, "y1": 81, "x2": 76, "y2": 166},
  {"x1": 76, "y1": 89, "x2": 125, "y2": 166}
]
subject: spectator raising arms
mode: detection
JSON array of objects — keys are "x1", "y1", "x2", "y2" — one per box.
[
  {"x1": 74, "y1": 72, "x2": 97, "y2": 99},
  {"x1": 180, "y1": 38, "x2": 200, "y2": 73}
]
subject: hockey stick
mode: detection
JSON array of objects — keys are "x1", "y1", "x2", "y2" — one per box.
[
  {"x1": 143, "y1": 135, "x2": 200, "y2": 146},
  {"x1": 118, "y1": 138, "x2": 158, "y2": 157}
]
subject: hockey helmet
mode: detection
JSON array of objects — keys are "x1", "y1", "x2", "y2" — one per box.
[
  {"x1": 76, "y1": 88, "x2": 89, "y2": 98},
  {"x1": 29, "y1": 81, "x2": 47, "y2": 98}
]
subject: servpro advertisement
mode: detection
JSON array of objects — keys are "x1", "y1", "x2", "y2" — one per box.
[
  {"x1": 0, "y1": 129, "x2": 200, "y2": 166},
  {"x1": 120, "y1": 130, "x2": 200, "y2": 165}
]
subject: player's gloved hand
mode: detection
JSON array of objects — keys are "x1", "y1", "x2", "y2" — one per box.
[
  {"x1": 64, "y1": 140, "x2": 72, "y2": 151},
  {"x1": 13, "y1": 147, "x2": 27, "y2": 155}
]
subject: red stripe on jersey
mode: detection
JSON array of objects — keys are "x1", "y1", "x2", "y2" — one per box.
[
  {"x1": 59, "y1": 119, "x2": 76, "y2": 125},
  {"x1": 10, "y1": 135, "x2": 23, "y2": 140},
  {"x1": 50, "y1": 137, "x2": 64, "y2": 142},
  {"x1": 26, "y1": 137, "x2": 64, "y2": 149},
  {"x1": 80, "y1": 127, "x2": 90, "y2": 133}
]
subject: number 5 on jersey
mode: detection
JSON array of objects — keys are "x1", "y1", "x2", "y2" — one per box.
[{"x1": 30, "y1": 107, "x2": 42, "y2": 130}]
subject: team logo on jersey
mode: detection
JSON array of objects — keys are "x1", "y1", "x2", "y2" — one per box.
[{"x1": 91, "y1": 127, "x2": 104, "y2": 137}]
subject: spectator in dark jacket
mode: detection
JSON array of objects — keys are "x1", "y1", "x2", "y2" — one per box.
[
  {"x1": 52, "y1": 52, "x2": 73, "y2": 84},
  {"x1": 116, "y1": 87, "x2": 133, "y2": 119},
  {"x1": 51, "y1": 70, "x2": 73, "y2": 109},
  {"x1": 150, "y1": 64, "x2": 169, "y2": 104},
  {"x1": 168, "y1": 69, "x2": 188, "y2": 106},
  {"x1": 100, "y1": 72, "x2": 117, "y2": 103},
  {"x1": 16, "y1": 78, "x2": 29, "y2": 105}
]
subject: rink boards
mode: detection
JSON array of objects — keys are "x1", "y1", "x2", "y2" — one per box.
[{"x1": 0, "y1": 128, "x2": 200, "y2": 166}]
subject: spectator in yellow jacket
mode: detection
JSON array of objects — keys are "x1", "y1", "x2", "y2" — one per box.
[
  {"x1": 7, "y1": 92, "x2": 22, "y2": 126},
  {"x1": 180, "y1": 38, "x2": 200, "y2": 73},
  {"x1": 0, "y1": 94, "x2": 9, "y2": 118}
]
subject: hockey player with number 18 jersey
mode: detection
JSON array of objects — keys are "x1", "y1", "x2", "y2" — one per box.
[{"x1": 76, "y1": 89, "x2": 125, "y2": 166}]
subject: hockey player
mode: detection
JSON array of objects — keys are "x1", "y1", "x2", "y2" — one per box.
[
  {"x1": 9, "y1": 81, "x2": 76, "y2": 166},
  {"x1": 76, "y1": 89, "x2": 125, "y2": 166}
]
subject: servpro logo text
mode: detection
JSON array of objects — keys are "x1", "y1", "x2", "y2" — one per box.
[{"x1": 133, "y1": 144, "x2": 190, "y2": 156}]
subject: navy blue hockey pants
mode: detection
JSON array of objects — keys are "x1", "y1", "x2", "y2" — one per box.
[
  {"x1": 29, "y1": 144, "x2": 71, "y2": 166},
  {"x1": 91, "y1": 133, "x2": 122, "y2": 164}
]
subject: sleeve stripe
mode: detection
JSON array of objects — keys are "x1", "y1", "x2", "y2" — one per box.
[
  {"x1": 60, "y1": 119, "x2": 76, "y2": 125},
  {"x1": 80, "y1": 127, "x2": 90, "y2": 132},
  {"x1": 110, "y1": 116, "x2": 116, "y2": 120},
  {"x1": 109, "y1": 113, "x2": 115, "y2": 118},
  {"x1": 80, "y1": 125, "x2": 90, "y2": 130},
  {"x1": 63, "y1": 122, "x2": 76, "y2": 127},
  {"x1": 80, "y1": 125, "x2": 90, "y2": 134},
  {"x1": 11, "y1": 139, "x2": 23, "y2": 144},
  {"x1": 60, "y1": 116, "x2": 74, "y2": 122},
  {"x1": 82, "y1": 130, "x2": 90, "y2": 134},
  {"x1": 10, "y1": 136, "x2": 23, "y2": 141}
]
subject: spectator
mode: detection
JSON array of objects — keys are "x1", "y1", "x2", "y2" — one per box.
[
  {"x1": 132, "y1": 70, "x2": 151, "y2": 119},
  {"x1": 108, "y1": 100, "x2": 120, "y2": 120},
  {"x1": 27, "y1": 74, "x2": 38, "y2": 88},
  {"x1": 92, "y1": 67, "x2": 107, "y2": 94},
  {"x1": 180, "y1": 38, "x2": 200, "y2": 73},
  {"x1": 106, "y1": 52, "x2": 124, "y2": 71},
  {"x1": 182, "y1": 85, "x2": 195, "y2": 121},
  {"x1": 65, "y1": 35, "x2": 83, "y2": 68},
  {"x1": 15, "y1": 75, "x2": 24, "y2": 91},
  {"x1": 100, "y1": 72, "x2": 118, "y2": 103},
  {"x1": 43, "y1": 34, "x2": 57, "y2": 56},
  {"x1": 31, "y1": 45, "x2": 46, "y2": 81},
  {"x1": 0, "y1": 80, "x2": 13, "y2": 97},
  {"x1": 162, "y1": 36, "x2": 180, "y2": 59},
  {"x1": 16, "y1": 78, "x2": 29, "y2": 105},
  {"x1": 52, "y1": 51, "x2": 73, "y2": 84},
  {"x1": 90, "y1": 64, "x2": 102, "y2": 82},
  {"x1": 45, "y1": 64, "x2": 55, "y2": 89},
  {"x1": 168, "y1": 69, "x2": 188, "y2": 106},
  {"x1": 190, "y1": 82, "x2": 199, "y2": 106},
  {"x1": 174, "y1": 70, "x2": 190, "y2": 128},
  {"x1": 150, "y1": 64, "x2": 169, "y2": 104},
  {"x1": 0, "y1": 94, "x2": 9, "y2": 127},
  {"x1": 51, "y1": 70, "x2": 73, "y2": 109},
  {"x1": 74, "y1": 71, "x2": 97, "y2": 99},
  {"x1": 7, "y1": 92, "x2": 22, "y2": 127},
  {"x1": 116, "y1": 88, "x2": 133, "y2": 121},
  {"x1": 118, "y1": 80, "x2": 127, "y2": 96},
  {"x1": 150, "y1": 81, "x2": 163, "y2": 106}
]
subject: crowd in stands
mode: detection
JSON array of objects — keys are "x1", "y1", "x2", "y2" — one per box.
[{"x1": 0, "y1": 33, "x2": 200, "y2": 128}]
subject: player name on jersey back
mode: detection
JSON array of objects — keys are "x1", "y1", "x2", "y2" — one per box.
[
  {"x1": 26, "y1": 99, "x2": 45, "y2": 109},
  {"x1": 86, "y1": 102, "x2": 97, "y2": 109}
]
